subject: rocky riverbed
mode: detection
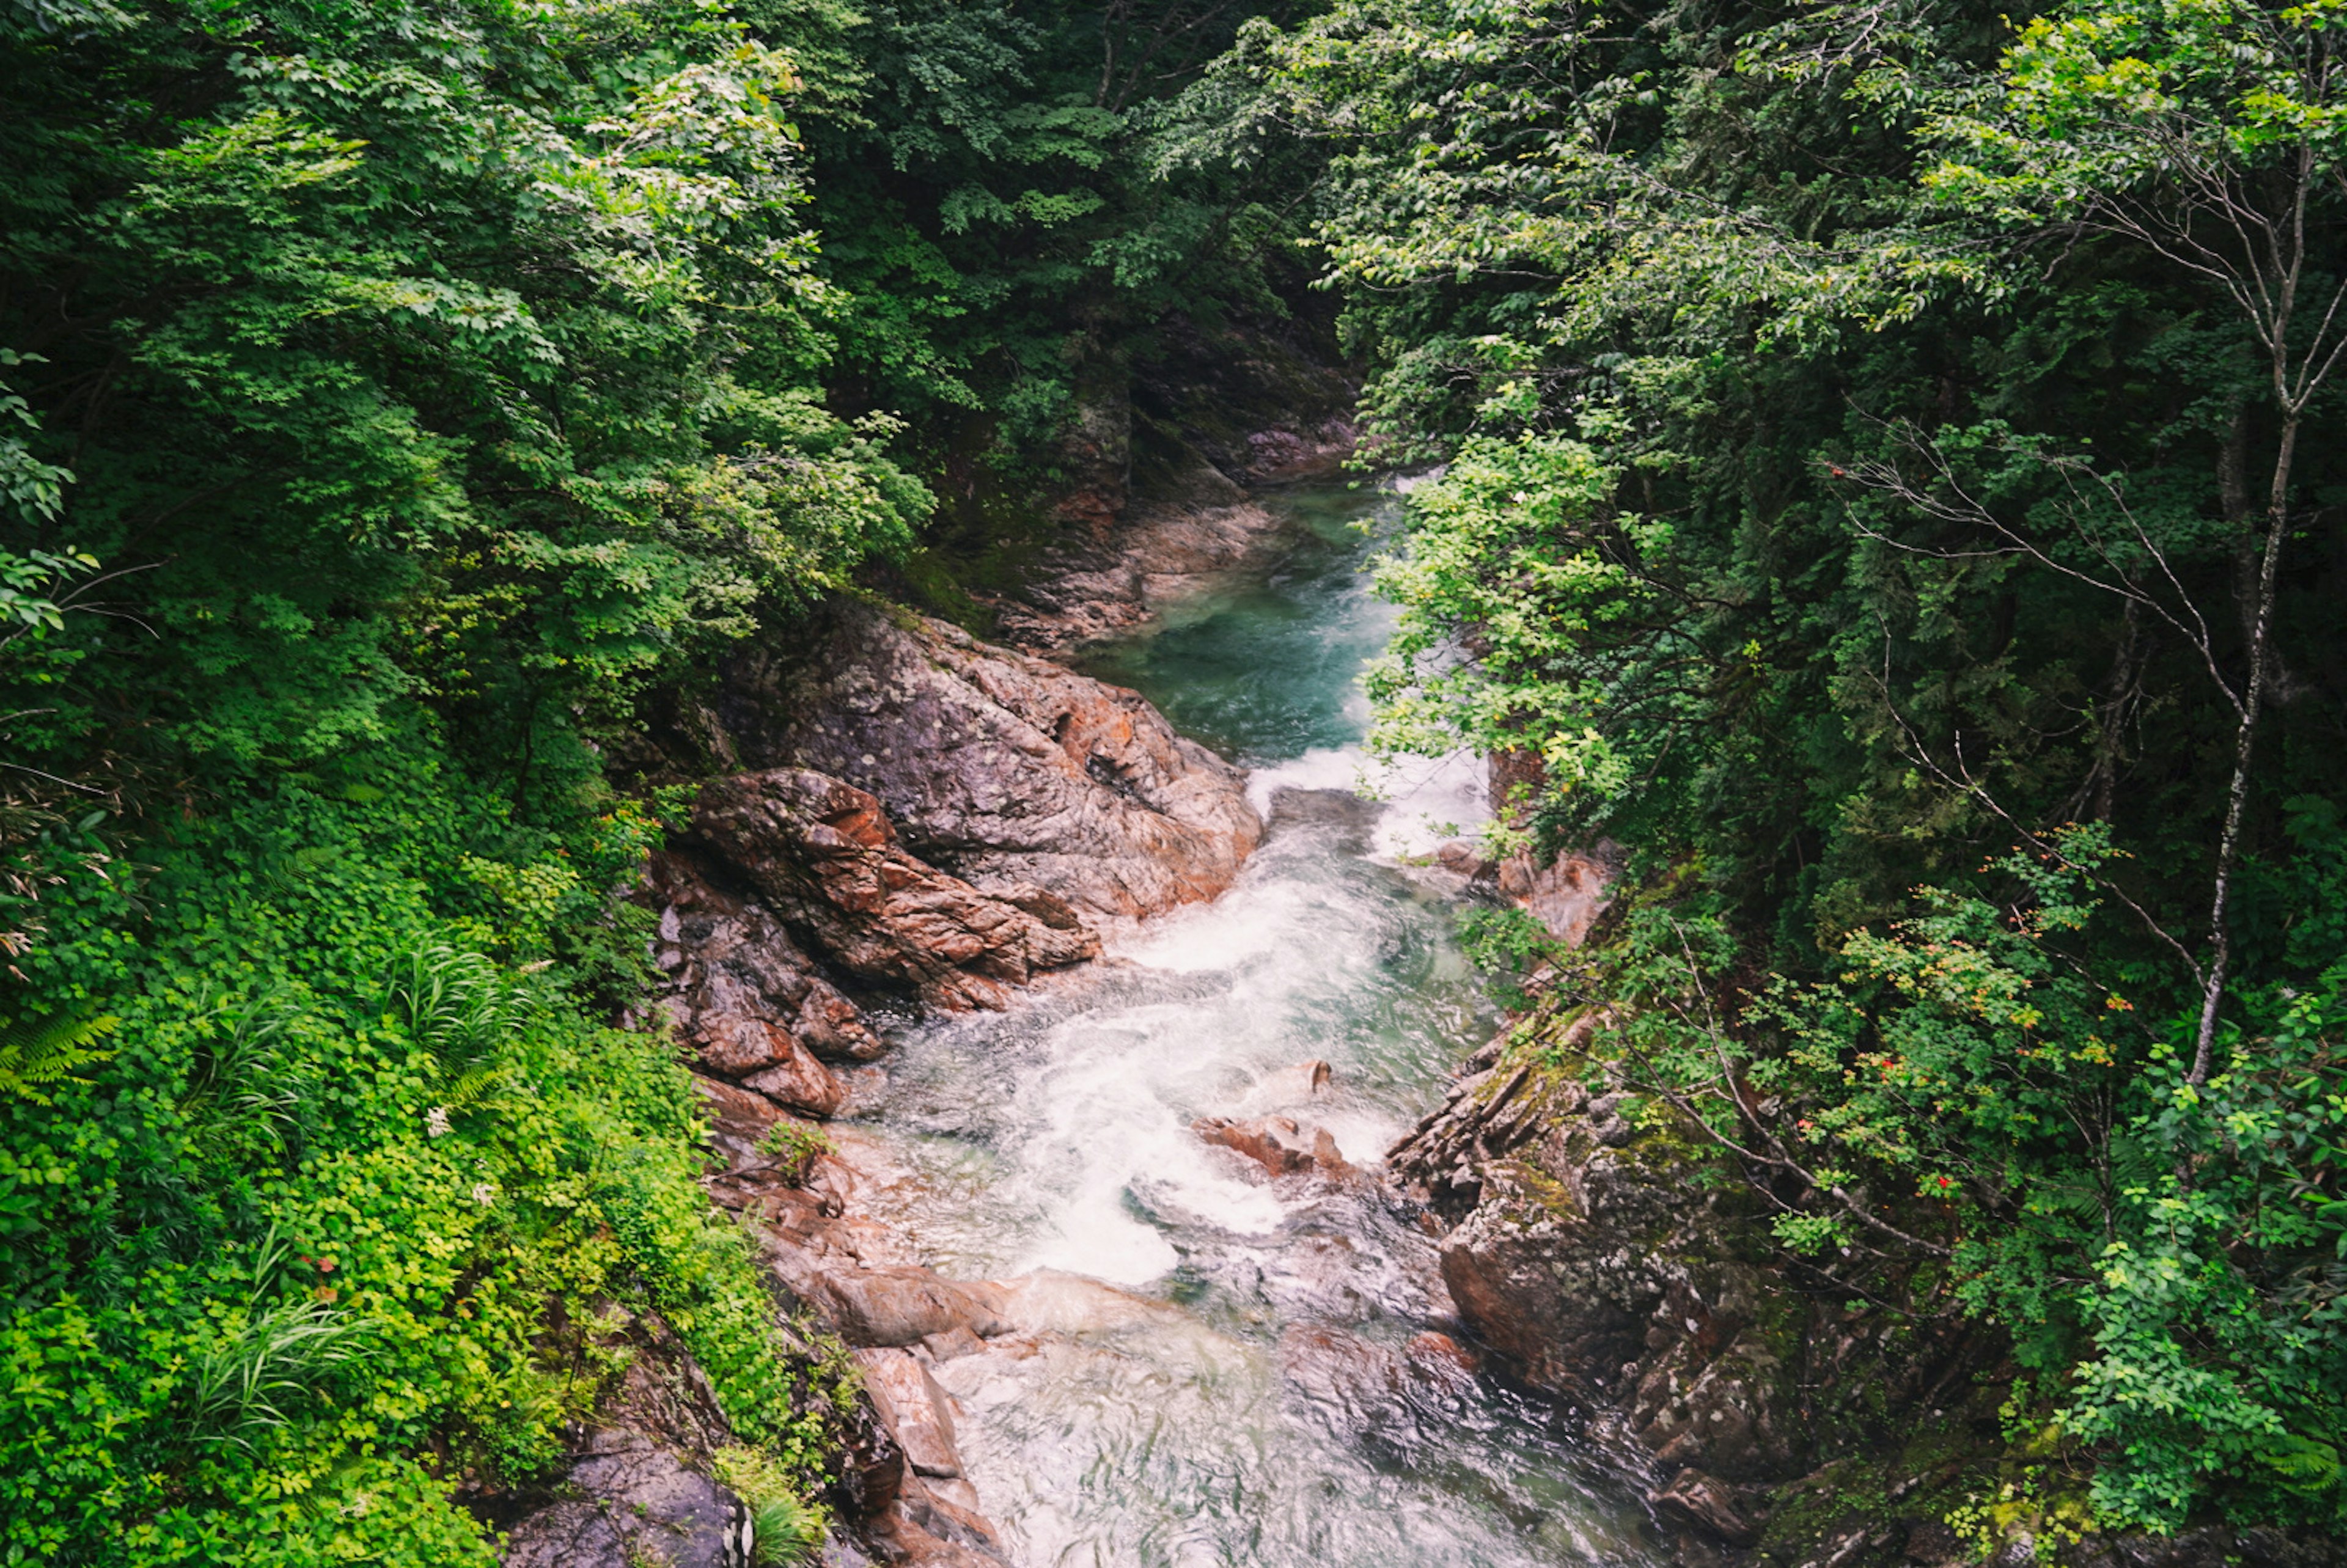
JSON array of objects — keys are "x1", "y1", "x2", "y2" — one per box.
[
  {"x1": 498, "y1": 471, "x2": 1667, "y2": 1567},
  {"x1": 494, "y1": 457, "x2": 2340, "y2": 1568}
]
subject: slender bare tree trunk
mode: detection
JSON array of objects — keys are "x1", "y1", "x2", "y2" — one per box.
[{"x1": 2190, "y1": 407, "x2": 2296, "y2": 1086}]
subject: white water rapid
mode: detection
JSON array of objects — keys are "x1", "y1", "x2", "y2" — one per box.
[{"x1": 846, "y1": 482, "x2": 1662, "y2": 1568}]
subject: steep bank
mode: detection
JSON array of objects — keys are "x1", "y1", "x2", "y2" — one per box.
[
  {"x1": 1387, "y1": 956, "x2": 2347, "y2": 1568},
  {"x1": 602, "y1": 596, "x2": 1270, "y2": 1563},
  {"x1": 896, "y1": 321, "x2": 1361, "y2": 654}
]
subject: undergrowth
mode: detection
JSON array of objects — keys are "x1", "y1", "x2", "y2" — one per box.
[{"x1": 0, "y1": 733, "x2": 848, "y2": 1564}]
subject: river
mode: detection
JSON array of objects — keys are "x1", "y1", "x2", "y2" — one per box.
[{"x1": 844, "y1": 480, "x2": 1662, "y2": 1568}]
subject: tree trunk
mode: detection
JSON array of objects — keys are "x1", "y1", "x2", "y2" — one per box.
[{"x1": 2189, "y1": 408, "x2": 2296, "y2": 1086}]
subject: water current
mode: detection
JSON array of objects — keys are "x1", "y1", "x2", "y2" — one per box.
[{"x1": 849, "y1": 480, "x2": 1663, "y2": 1568}]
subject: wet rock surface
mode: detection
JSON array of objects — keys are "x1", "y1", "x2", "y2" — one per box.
[
  {"x1": 1650, "y1": 1468, "x2": 1763, "y2": 1547},
  {"x1": 1196, "y1": 1112, "x2": 1357, "y2": 1181},
  {"x1": 716, "y1": 598, "x2": 1262, "y2": 926},
  {"x1": 854, "y1": 1349, "x2": 966, "y2": 1479},
  {"x1": 695, "y1": 766, "x2": 1100, "y2": 1012}
]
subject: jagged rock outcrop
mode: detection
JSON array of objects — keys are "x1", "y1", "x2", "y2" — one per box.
[
  {"x1": 1387, "y1": 1012, "x2": 1994, "y2": 1563},
  {"x1": 694, "y1": 766, "x2": 1100, "y2": 1011},
  {"x1": 1499, "y1": 849, "x2": 1615, "y2": 945},
  {"x1": 494, "y1": 1311, "x2": 753, "y2": 1568},
  {"x1": 1196, "y1": 1113, "x2": 1356, "y2": 1181},
  {"x1": 1392, "y1": 1041, "x2": 1706, "y2": 1408},
  {"x1": 716, "y1": 598, "x2": 1261, "y2": 925},
  {"x1": 642, "y1": 851, "x2": 872, "y2": 1116}
]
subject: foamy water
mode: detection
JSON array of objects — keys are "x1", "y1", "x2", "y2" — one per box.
[{"x1": 848, "y1": 482, "x2": 1659, "y2": 1568}]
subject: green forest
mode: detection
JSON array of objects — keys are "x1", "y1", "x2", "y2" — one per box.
[{"x1": 2, "y1": 0, "x2": 2342, "y2": 1556}]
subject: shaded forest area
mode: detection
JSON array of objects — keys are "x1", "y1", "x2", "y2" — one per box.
[{"x1": 2, "y1": 0, "x2": 2343, "y2": 1557}]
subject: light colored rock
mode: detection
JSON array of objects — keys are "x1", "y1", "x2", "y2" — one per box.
[
  {"x1": 924, "y1": 1478, "x2": 984, "y2": 1517},
  {"x1": 768, "y1": 1248, "x2": 1010, "y2": 1349},
  {"x1": 695, "y1": 767, "x2": 1098, "y2": 1011},
  {"x1": 716, "y1": 599, "x2": 1262, "y2": 925},
  {"x1": 986, "y1": 1270, "x2": 1185, "y2": 1336},
  {"x1": 854, "y1": 1348, "x2": 964, "y2": 1479}
]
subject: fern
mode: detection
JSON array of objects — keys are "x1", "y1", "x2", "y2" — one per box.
[{"x1": 0, "y1": 1006, "x2": 117, "y2": 1103}]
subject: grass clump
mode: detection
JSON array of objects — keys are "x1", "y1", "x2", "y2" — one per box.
[{"x1": 713, "y1": 1445, "x2": 830, "y2": 1564}]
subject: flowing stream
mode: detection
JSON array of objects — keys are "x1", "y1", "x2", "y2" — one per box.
[{"x1": 848, "y1": 481, "x2": 1662, "y2": 1568}]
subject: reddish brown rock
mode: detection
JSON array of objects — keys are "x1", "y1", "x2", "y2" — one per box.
[
  {"x1": 1498, "y1": 849, "x2": 1613, "y2": 946},
  {"x1": 854, "y1": 1349, "x2": 964, "y2": 1479},
  {"x1": 641, "y1": 849, "x2": 868, "y2": 1116},
  {"x1": 694, "y1": 767, "x2": 1099, "y2": 1011},
  {"x1": 648, "y1": 851, "x2": 881, "y2": 1062},
  {"x1": 1194, "y1": 1113, "x2": 1355, "y2": 1180},
  {"x1": 871, "y1": 1476, "x2": 1009, "y2": 1567},
  {"x1": 809, "y1": 1266, "x2": 1012, "y2": 1350},
  {"x1": 716, "y1": 599, "x2": 1261, "y2": 925},
  {"x1": 1403, "y1": 1330, "x2": 1482, "y2": 1390},
  {"x1": 692, "y1": 1074, "x2": 787, "y2": 1164}
]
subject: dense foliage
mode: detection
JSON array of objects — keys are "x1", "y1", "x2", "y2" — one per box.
[
  {"x1": 1233, "y1": 0, "x2": 2347, "y2": 1531},
  {"x1": 1, "y1": 758, "x2": 853, "y2": 1564},
  {"x1": 9, "y1": 0, "x2": 2345, "y2": 1548},
  {"x1": 0, "y1": 0, "x2": 1326, "y2": 1554},
  {"x1": 0, "y1": 0, "x2": 933, "y2": 1552}
]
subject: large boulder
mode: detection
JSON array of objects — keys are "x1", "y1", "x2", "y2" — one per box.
[
  {"x1": 716, "y1": 598, "x2": 1261, "y2": 924},
  {"x1": 1389, "y1": 1032, "x2": 1811, "y2": 1484},
  {"x1": 647, "y1": 851, "x2": 883, "y2": 1066},
  {"x1": 694, "y1": 767, "x2": 1098, "y2": 1011}
]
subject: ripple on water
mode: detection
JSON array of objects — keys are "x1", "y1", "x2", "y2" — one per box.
[{"x1": 849, "y1": 480, "x2": 1662, "y2": 1568}]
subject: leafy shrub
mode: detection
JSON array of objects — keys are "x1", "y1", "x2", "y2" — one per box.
[
  {"x1": 757, "y1": 1121, "x2": 839, "y2": 1187},
  {"x1": 1520, "y1": 842, "x2": 2347, "y2": 1532},
  {"x1": 0, "y1": 753, "x2": 848, "y2": 1564}
]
